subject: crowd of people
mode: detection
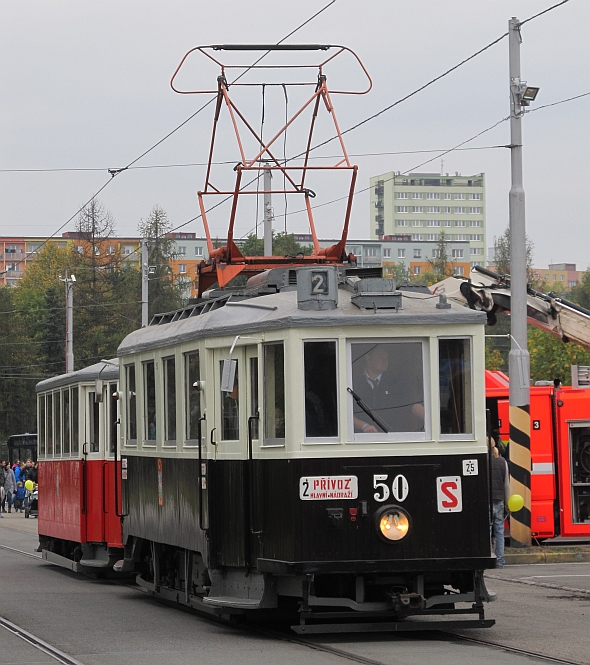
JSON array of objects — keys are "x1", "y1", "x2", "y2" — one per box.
[{"x1": 0, "y1": 459, "x2": 38, "y2": 516}]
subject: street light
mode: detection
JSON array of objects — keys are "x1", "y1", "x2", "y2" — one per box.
[{"x1": 522, "y1": 86, "x2": 540, "y2": 103}]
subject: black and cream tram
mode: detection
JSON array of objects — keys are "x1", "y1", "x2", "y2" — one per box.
[{"x1": 114, "y1": 266, "x2": 495, "y2": 632}]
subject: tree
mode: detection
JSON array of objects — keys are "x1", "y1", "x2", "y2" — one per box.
[
  {"x1": 390, "y1": 262, "x2": 410, "y2": 285},
  {"x1": 493, "y1": 226, "x2": 534, "y2": 279},
  {"x1": 570, "y1": 268, "x2": 590, "y2": 310},
  {"x1": 528, "y1": 326, "x2": 590, "y2": 385},
  {"x1": 138, "y1": 205, "x2": 184, "y2": 317},
  {"x1": 241, "y1": 231, "x2": 313, "y2": 257},
  {"x1": 426, "y1": 231, "x2": 454, "y2": 282}
]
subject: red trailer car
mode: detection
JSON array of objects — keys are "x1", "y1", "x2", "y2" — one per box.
[{"x1": 36, "y1": 360, "x2": 123, "y2": 573}]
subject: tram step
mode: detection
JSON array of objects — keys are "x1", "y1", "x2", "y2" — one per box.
[
  {"x1": 202, "y1": 596, "x2": 262, "y2": 609},
  {"x1": 79, "y1": 558, "x2": 111, "y2": 568}
]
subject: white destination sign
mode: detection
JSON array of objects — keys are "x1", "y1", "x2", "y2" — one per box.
[{"x1": 299, "y1": 475, "x2": 358, "y2": 500}]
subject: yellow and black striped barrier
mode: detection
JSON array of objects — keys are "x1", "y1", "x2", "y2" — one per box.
[{"x1": 509, "y1": 404, "x2": 531, "y2": 547}]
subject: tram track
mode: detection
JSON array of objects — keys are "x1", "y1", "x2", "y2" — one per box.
[
  {"x1": 1, "y1": 542, "x2": 588, "y2": 665},
  {"x1": 0, "y1": 616, "x2": 85, "y2": 665}
]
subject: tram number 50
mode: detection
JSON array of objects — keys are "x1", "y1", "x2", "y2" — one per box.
[{"x1": 373, "y1": 474, "x2": 409, "y2": 503}]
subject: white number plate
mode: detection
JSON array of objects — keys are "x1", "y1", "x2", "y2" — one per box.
[
  {"x1": 462, "y1": 459, "x2": 478, "y2": 476},
  {"x1": 299, "y1": 476, "x2": 358, "y2": 500}
]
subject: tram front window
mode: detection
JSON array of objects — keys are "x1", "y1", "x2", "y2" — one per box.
[
  {"x1": 304, "y1": 341, "x2": 338, "y2": 438},
  {"x1": 351, "y1": 342, "x2": 424, "y2": 434},
  {"x1": 439, "y1": 338, "x2": 473, "y2": 435}
]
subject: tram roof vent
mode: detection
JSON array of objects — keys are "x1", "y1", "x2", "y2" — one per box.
[{"x1": 348, "y1": 277, "x2": 402, "y2": 311}]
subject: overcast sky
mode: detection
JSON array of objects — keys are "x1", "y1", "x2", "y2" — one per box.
[{"x1": 2, "y1": 0, "x2": 588, "y2": 269}]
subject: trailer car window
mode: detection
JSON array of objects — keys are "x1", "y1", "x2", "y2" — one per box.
[
  {"x1": 264, "y1": 344, "x2": 285, "y2": 442},
  {"x1": 71, "y1": 387, "x2": 79, "y2": 455},
  {"x1": 164, "y1": 357, "x2": 176, "y2": 443},
  {"x1": 89, "y1": 392, "x2": 99, "y2": 452},
  {"x1": 38, "y1": 395, "x2": 45, "y2": 458},
  {"x1": 109, "y1": 383, "x2": 118, "y2": 454},
  {"x1": 63, "y1": 389, "x2": 70, "y2": 455},
  {"x1": 439, "y1": 338, "x2": 473, "y2": 435},
  {"x1": 250, "y1": 357, "x2": 259, "y2": 440},
  {"x1": 304, "y1": 341, "x2": 338, "y2": 438},
  {"x1": 185, "y1": 352, "x2": 201, "y2": 441},
  {"x1": 351, "y1": 342, "x2": 424, "y2": 434},
  {"x1": 46, "y1": 393, "x2": 53, "y2": 456},
  {"x1": 54, "y1": 391, "x2": 61, "y2": 456}
]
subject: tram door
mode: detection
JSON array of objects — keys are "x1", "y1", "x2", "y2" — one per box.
[
  {"x1": 103, "y1": 382, "x2": 120, "y2": 546},
  {"x1": 84, "y1": 386, "x2": 105, "y2": 544},
  {"x1": 211, "y1": 346, "x2": 259, "y2": 566}
]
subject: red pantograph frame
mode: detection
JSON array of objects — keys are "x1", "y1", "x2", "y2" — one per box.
[{"x1": 170, "y1": 45, "x2": 372, "y2": 295}]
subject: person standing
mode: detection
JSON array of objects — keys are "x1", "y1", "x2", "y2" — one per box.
[
  {"x1": 3, "y1": 463, "x2": 16, "y2": 514},
  {"x1": 491, "y1": 444, "x2": 510, "y2": 568},
  {"x1": 0, "y1": 461, "x2": 5, "y2": 517}
]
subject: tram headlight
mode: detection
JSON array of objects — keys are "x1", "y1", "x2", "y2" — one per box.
[{"x1": 375, "y1": 506, "x2": 410, "y2": 542}]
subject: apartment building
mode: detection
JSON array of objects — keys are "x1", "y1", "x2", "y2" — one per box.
[{"x1": 369, "y1": 171, "x2": 486, "y2": 270}]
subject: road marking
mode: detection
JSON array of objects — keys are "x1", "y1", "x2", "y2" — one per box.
[{"x1": 1, "y1": 617, "x2": 85, "y2": 665}]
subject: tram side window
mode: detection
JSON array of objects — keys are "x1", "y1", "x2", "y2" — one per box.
[
  {"x1": 89, "y1": 392, "x2": 100, "y2": 452},
  {"x1": 439, "y1": 338, "x2": 473, "y2": 435},
  {"x1": 54, "y1": 391, "x2": 61, "y2": 456},
  {"x1": 144, "y1": 361, "x2": 157, "y2": 442},
  {"x1": 71, "y1": 387, "x2": 79, "y2": 455},
  {"x1": 109, "y1": 383, "x2": 118, "y2": 454},
  {"x1": 250, "y1": 357, "x2": 259, "y2": 440},
  {"x1": 185, "y1": 352, "x2": 201, "y2": 442},
  {"x1": 164, "y1": 357, "x2": 176, "y2": 444},
  {"x1": 125, "y1": 364, "x2": 137, "y2": 443},
  {"x1": 220, "y1": 361, "x2": 239, "y2": 441},
  {"x1": 63, "y1": 389, "x2": 70, "y2": 455},
  {"x1": 47, "y1": 393, "x2": 53, "y2": 456},
  {"x1": 351, "y1": 342, "x2": 425, "y2": 434},
  {"x1": 38, "y1": 395, "x2": 46, "y2": 458},
  {"x1": 264, "y1": 344, "x2": 285, "y2": 442},
  {"x1": 304, "y1": 341, "x2": 338, "y2": 438}
]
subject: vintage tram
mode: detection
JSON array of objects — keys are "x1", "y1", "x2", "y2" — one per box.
[
  {"x1": 112, "y1": 266, "x2": 496, "y2": 632},
  {"x1": 36, "y1": 360, "x2": 124, "y2": 573}
]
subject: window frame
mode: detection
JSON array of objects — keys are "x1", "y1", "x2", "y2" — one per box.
[
  {"x1": 163, "y1": 356, "x2": 177, "y2": 446},
  {"x1": 302, "y1": 339, "x2": 340, "y2": 445},
  {"x1": 347, "y1": 338, "x2": 430, "y2": 443},
  {"x1": 438, "y1": 336, "x2": 474, "y2": 441},
  {"x1": 143, "y1": 360, "x2": 157, "y2": 446},
  {"x1": 184, "y1": 351, "x2": 201, "y2": 447}
]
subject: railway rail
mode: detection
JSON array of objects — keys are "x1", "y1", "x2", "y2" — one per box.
[{"x1": 0, "y1": 541, "x2": 587, "y2": 665}]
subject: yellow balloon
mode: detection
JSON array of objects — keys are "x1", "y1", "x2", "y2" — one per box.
[
  {"x1": 507, "y1": 494, "x2": 524, "y2": 513},
  {"x1": 24, "y1": 480, "x2": 34, "y2": 492}
]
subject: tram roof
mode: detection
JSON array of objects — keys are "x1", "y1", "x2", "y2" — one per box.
[
  {"x1": 117, "y1": 286, "x2": 486, "y2": 357},
  {"x1": 35, "y1": 359, "x2": 119, "y2": 393}
]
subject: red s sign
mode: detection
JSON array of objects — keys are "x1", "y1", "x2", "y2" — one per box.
[{"x1": 436, "y1": 476, "x2": 462, "y2": 513}]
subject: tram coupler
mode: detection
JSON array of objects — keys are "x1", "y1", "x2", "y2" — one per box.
[{"x1": 388, "y1": 592, "x2": 425, "y2": 614}]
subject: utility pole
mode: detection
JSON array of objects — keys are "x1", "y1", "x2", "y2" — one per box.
[
  {"x1": 508, "y1": 17, "x2": 539, "y2": 548},
  {"x1": 141, "y1": 238, "x2": 149, "y2": 327},
  {"x1": 263, "y1": 165, "x2": 273, "y2": 256},
  {"x1": 60, "y1": 272, "x2": 76, "y2": 373}
]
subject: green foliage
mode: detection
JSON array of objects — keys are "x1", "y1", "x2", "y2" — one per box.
[
  {"x1": 241, "y1": 231, "x2": 313, "y2": 258},
  {"x1": 570, "y1": 268, "x2": 590, "y2": 309},
  {"x1": 528, "y1": 326, "x2": 590, "y2": 385},
  {"x1": 493, "y1": 226, "x2": 534, "y2": 279},
  {"x1": 426, "y1": 231, "x2": 454, "y2": 282}
]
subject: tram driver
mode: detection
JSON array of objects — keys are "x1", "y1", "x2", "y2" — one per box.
[{"x1": 352, "y1": 343, "x2": 424, "y2": 434}]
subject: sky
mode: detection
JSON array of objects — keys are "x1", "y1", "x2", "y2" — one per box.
[{"x1": 2, "y1": 0, "x2": 589, "y2": 269}]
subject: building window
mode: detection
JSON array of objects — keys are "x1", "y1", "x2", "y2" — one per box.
[
  {"x1": 411, "y1": 234, "x2": 424, "y2": 241},
  {"x1": 398, "y1": 248, "x2": 406, "y2": 258},
  {"x1": 413, "y1": 265, "x2": 421, "y2": 275},
  {"x1": 456, "y1": 234, "x2": 467, "y2": 241},
  {"x1": 93, "y1": 246, "x2": 100, "y2": 255},
  {"x1": 455, "y1": 207, "x2": 467, "y2": 214},
  {"x1": 471, "y1": 261, "x2": 483, "y2": 268},
  {"x1": 426, "y1": 192, "x2": 440, "y2": 200},
  {"x1": 452, "y1": 249, "x2": 464, "y2": 258},
  {"x1": 396, "y1": 192, "x2": 408, "y2": 199},
  {"x1": 454, "y1": 193, "x2": 466, "y2": 200},
  {"x1": 560, "y1": 274, "x2": 565, "y2": 281},
  {"x1": 365, "y1": 247, "x2": 378, "y2": 257},
  {"x1": 383, "y1": 248, "x2": 391, "y2": 258},
  {"x1": 178, "y1": 246, "x2": 186, "y2": 255},
  {"x1": 411, "y1": 192, "x2": 422, "y2": 199},
  {"x1": 106, "y1": 245, "x2": 115, "y2": 255},
  {"x1": 396, "y1": 219, "x2": 408, "y2": 227},
  {"x1": 469, "y1": 207, "x2": 482, "y2": 214},
  {"x1": 545, "y1": 274, "x2": 549, "y2": 280},
  {"x1": 7, "y1": 263, "x2": 17, "y2": 272},
  {"x1": 443, "y1": 220, "x2": 452, "y2": 227},
  {"x1": 443, "y1": 206, "x2": 453, "y2": 213},
  {"x1": 470, "y1": 234, "x2": 483, "y2": 241},
  {"x1": 469, "y1": 220, "x2": 482, "y2": 227},
  {"x1": 470, "y1": 248, "x2": 483, "y2": 255},
  {"x1": 75, "y1": 245, "x2": 83, "y2": 254},
  {"x1": 469, "y1": 193, "x2": 481, "y2": 200},
  {"x1": 427, "y1": 220, "x2": 441, "y2": 227},
  {"x1": 426, "y1": 207, "x2": 440, "y2": 213},
  {"x1": 412, "y1": 220, "x2": 422, "y2": 227},
  {"x1": 426, "y1": 234, "x2": 436, "y2": 241},
  {"x1": 195, "y1": 246, "x2": 203, "y2": 257},
  {"x1": 397, "y1": 206, "x2": 409, "y2": 213},
  {"x1": 454, "y1": 266, "x2": 465, "y2": 276},
  {"x1": 414, "y1": 249, "x2": 421, "y2": 259},
  {"x1": 413, "y1": 206, "x2": 423, "y2": 213},
  {"x1": 178, "y1": 264, "x2": 187, "y2": 273},
  {"x1": 122, "y1": 245, "x2": 134, "y2": 255},
  {"x1": 444, "y1": 193, "x2": 452, "y2": 200},
  {"x1": 455, "y1": 220, "x2": 466, "y2": 227},
  {"x1": 569, "y1": 280, "x2": 578, "y2": 288}
]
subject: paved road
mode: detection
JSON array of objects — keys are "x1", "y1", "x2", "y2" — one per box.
[{"x1": 1, "y1": 519, "x2": 589, "y2": 665}]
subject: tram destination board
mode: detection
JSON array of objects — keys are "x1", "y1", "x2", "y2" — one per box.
[{"x1": 299, "y1": 475, "x2": 359, "y2": 500}]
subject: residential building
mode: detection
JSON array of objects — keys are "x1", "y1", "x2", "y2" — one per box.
[
  {"x1": 369, "y1": 171, "x2": 486, "y2": 269},
  {"x1": 530, "y1": 263, "x2": 581, "y2": 290}
]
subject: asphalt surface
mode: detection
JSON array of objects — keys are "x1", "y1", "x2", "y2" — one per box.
[{"x1": 1, "y1": 515, "x2": 589, "y2": 665}]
